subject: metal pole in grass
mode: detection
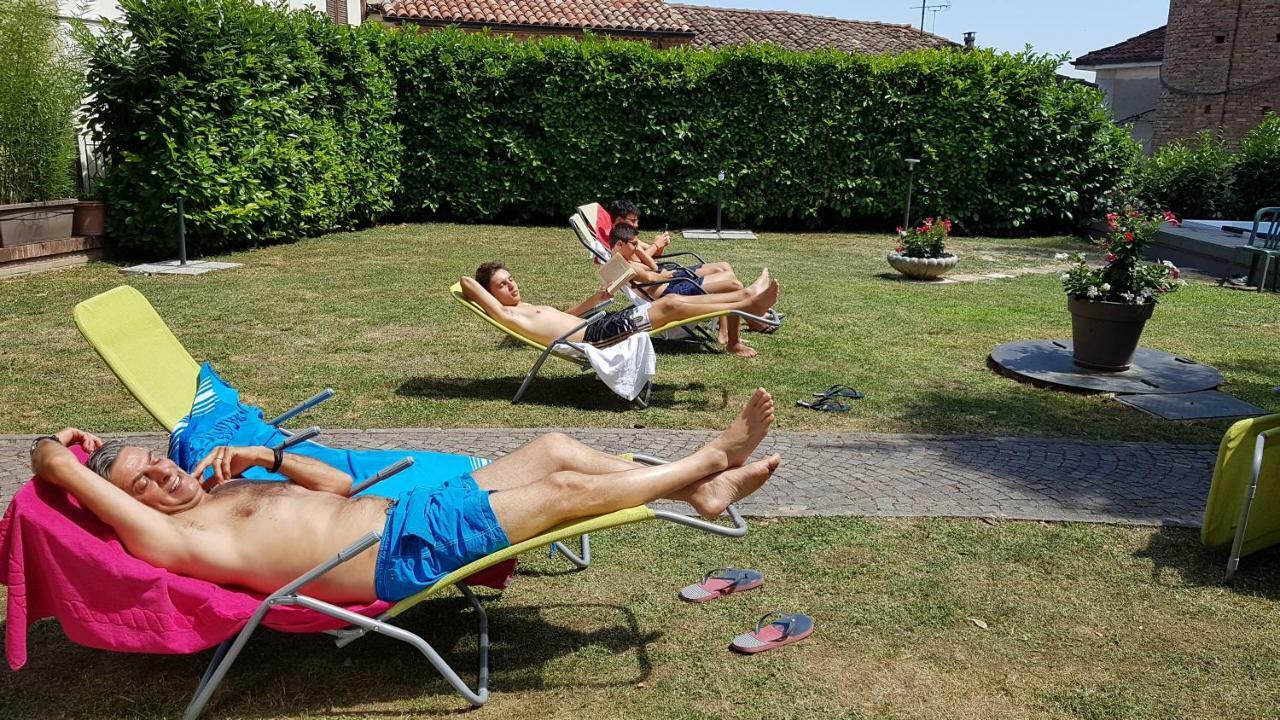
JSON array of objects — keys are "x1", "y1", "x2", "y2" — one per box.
[
  {"x1": 903, "y1": 158, "x2": 920, "y2": 231},
  {"x1": 177, "y1": 197, "x2": 188, "y2": 266},
  {"x1": 715, "y1": 169, "x2": 725, "y2": 234}
]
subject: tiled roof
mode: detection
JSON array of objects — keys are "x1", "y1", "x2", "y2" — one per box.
[
  {"x1": 1073, "y1": 26, "x2": 1165, "y2": 67},
  {"x1": 379, "y1": 0, "x2": 695, "y2": 34},
  {"x1": 671, "y1": 4, "x2": 955, "y2": 54}
]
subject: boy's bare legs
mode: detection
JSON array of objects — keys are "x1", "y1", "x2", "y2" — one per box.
[
  {"x1": 695, "y1": 261, "x2": 734, "y2": 277},
  {"x1": 648, "y1": 271, "x2": 777, "y2": 331},
  {"x1": 488, "y1": 389, "x2": 778, "y2": 543},
  {"x1": 699, "y1": 270, "x2": 743, "y2": 294},
  {"x1": 724, "y1": 316, "x2": 756, "y2": 358}
]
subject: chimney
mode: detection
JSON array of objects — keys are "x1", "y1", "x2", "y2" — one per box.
[{"x1": 963, "y1": 31, "x2": 976, "y2": 49}]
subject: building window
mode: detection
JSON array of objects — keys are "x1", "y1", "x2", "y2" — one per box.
[
  {"x1": 1214, "y1": 34, "x2": 1226, "y2": 44},
  {"x1": 1204, "y1": 104, "x2": 1213, "y2": 114}
]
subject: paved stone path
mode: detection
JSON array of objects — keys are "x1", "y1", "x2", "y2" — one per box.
[{"x1": 1, "y1": 429, "x2": 1217, "y2": 527}]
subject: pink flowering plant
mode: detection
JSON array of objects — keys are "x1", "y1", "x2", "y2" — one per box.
[
  {"x1": 1058, "y1": 208, "x2": 1186, "y2": 304},
  {"x1": 895, "y1": 217, "x2": 952, "y2": 259}
]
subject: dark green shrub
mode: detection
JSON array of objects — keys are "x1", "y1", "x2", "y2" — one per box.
[
  {"x1": 0, "y1": 0, "x2": 83, "y2": 204},
  {"x1": 1233, "y1": 114, "x2": 1280, "y2": 217},
  {"x1": 80, "y1": 0, "x2": 400, "y2": 257},
  {"x1": 393, "y1": 31, "x2": 1136, "y2": 233},
  {"x1": 1135, "y1": 131, "x2": 1234, "y2": 218}
]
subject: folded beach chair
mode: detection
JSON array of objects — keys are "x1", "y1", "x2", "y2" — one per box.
[
  {"x1": 2, "y1": 445, "x2": 747, "y2": 719},
  {"x1": 1200, "y1": 412, "x2": 1280, "y2": 579},
  {"x1": 62, "y1": 285, "x2": 753, "y2": 713}
]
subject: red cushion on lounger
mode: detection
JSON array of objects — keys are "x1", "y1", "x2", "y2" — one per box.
[{"x1": 595, "y1": 205, "x2": 614, "y2": 248}]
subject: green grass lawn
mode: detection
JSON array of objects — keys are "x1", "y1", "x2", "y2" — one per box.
[
  {"x1": 0, "y1": 222, "x2": 1276, "y2": 441},
  {"x1": 3, "y1": 517, "x2": 1280, "y2": 719}
]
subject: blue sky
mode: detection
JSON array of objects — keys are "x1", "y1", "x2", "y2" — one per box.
[{"x1": 691, "y1": 0, "x2": 1171, "y2": 79}]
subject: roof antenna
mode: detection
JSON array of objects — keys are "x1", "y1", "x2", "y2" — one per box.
[{"x1": 909, "y1": 1, "x2": 950, "y2": 34}]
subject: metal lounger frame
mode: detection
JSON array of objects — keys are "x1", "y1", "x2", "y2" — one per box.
[
  {"x1": 183, "y1": 453, "x2": 748, "y2": 718},
  {"x1": 1225, "y1": 425, "x2": 1280, "y2": 580}
]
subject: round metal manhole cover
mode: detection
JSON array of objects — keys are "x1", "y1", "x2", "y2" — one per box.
[{"x1": 988, "y1": 339, "x2": 1222, "y2": 395}]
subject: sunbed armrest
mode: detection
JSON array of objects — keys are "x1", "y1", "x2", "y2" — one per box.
[
  {"x1": 267, "y1": 388, "x2": 335, "y2": 427},
  {"x1": 657, "y1": 250, "x2": 706, "y2": 265}
]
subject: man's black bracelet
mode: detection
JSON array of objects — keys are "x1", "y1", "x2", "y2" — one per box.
[
  {"x1": 29, "y1": 435, "x2": 60, "y2": 458},
  {"x1": 269, "y1": 446, "x2": 284, "y2": 474}
]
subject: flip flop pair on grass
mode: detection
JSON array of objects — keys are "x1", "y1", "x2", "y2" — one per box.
[
  {"x1": 796, "y1": 384, "x2": 864, "y2": 413},
  {"x1": 677, "y1": 568, "x2": 814, "y2": 654}
]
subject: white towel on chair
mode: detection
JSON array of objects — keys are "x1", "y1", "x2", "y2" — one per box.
[{"x1": 580, "y1": 333, "x2": 657, "y2": 401}]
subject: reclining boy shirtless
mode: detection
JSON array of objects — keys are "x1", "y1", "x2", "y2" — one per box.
[
  {"x1": 31, "y1": 391, "x2": 780, "y2": 604},
  {"x1": 460, "y1": 261, "x2": 779, "y2": 357}
]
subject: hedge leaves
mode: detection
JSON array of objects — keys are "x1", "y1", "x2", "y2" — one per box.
[{"x1": 83, "y1": 1, "x2": 1136, "y2": 256}]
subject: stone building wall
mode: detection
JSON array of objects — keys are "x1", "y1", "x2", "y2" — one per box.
[{"x1": 1153, "y1": 0, "x2": 1280, "y2": 148}]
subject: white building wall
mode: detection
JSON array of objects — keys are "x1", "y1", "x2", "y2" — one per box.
[{"x1": 1087, "y1": 63, "x2": 1162, "y2": 154}]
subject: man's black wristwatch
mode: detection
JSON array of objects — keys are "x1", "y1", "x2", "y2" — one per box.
[
  {"x1": 269, "y1": 446, "x2": 284, "y2": 474},
  {"x1": 29, "y1": 435, "x2": 61, "y2": 458}
]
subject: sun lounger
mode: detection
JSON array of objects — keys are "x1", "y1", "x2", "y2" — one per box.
[
  {"x1": 1201, "y1": 412, "x2": 1280, "y2": 579},
  {"x1": 60, "y1": 285, "x2": 752, "y2": 713},
  {"x1": 452, "y1": 282, "x2": 754, "y2": 405},
  {"x1": 568, "y1": 214, "x2": 777, "y2": 351},
  {"x1": 2, "y1": 445, "x2": 747, "y2": 718}
]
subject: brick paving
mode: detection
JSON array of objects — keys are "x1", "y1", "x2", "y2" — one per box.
[{"x1": 0, "y1": 429, "x2": 1217, "y2": 527}]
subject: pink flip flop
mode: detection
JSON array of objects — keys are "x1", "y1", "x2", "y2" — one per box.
[
  {"x1": 730, "y1": 612, "x2": 814, "y2": 654},
  {"x1": 678, "y1": 567, "x2": 764, "y2": 603}
]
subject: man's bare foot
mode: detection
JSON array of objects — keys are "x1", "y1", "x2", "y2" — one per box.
[
  {"x1": 706, "y1": 388, "x2": 774, "y2": 467},
  {"x1": 727, "y1": 341, "x2": 758, "y2": 358},
  {"x1": 744, "y1": 281, "x2": 779, "y2": 319},
  {"x1": 688, "y1": 454, "x2": 780, "y2": 519},
  {"x1": 748, "y1": 268, "x2": 771, "y2": 295}
]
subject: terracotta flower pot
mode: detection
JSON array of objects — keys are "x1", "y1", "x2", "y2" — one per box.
[
  {"x1": 72, "y1": 200, "x2": 107, "y2": 237},
  {"x1": 887, "y1": 251, "x2": 958, "y2": 280},
  {"x1": 1068, "y1": 295, "x2": 1155, "y2": 371}
]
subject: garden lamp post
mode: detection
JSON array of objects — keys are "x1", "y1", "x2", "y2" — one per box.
[
  {"x1": 715, "y1": 169, "x2": 725, "y2": 234},
  {"x1": 903, "y1": 158, "x2": 920, "y2": 231},
  {"x1": 177, "y1": 196, "x2": 188, "y2": 266}
]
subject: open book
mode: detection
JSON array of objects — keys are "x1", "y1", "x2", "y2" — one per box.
[{"x1": 596, "y1": 252, "x2": 636, "y2": 295}]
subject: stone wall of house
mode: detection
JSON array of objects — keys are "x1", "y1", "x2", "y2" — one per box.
[{"x1": 1153, "y1": 0, "x2": 1280, "y2": 149}]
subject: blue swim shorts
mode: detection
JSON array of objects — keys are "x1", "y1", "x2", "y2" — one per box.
[
  {"x1": 374, "y1": 473, "x2": 510, "y2": 602},
  {"x1": 663, "y1": 271, "x2": 705, "y2": 296}
]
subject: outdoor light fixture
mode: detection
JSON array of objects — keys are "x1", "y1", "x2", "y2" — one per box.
[{"x1": 903, "y1": 158, "x2": 920, "y2": 231}]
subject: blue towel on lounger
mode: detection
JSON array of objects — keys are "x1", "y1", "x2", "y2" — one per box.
[{"x1": 168, "y1": 363, "x2": 488, "y2": 490}]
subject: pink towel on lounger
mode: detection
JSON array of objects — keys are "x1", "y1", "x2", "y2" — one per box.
[{"x1": 0, "y1": 444, "x2": 514, "y2": 670}]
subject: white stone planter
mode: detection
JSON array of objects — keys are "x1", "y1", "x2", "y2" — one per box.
[{"x1": 887, "y1": 251, "x2": 958, "y2": 280}]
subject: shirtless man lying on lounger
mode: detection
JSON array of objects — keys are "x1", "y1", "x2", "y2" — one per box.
[
  {"x1": 461, "y1": 260, "x2": 778, "y2": 358},
  {"x1": 31, "y1": 390, "x2": 780, "y2": 604}
]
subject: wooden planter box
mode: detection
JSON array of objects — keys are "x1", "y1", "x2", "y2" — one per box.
[{"x1": 0, "y1": 199, "x2": 77, "y2": 247}]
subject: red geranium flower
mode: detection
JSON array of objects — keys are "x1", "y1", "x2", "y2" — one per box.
[
  {"x1": 1124, "y1": 231, "x2": 1135, "y2": 243},
  {"x1": 1107, "y1": 253, "x2": 1118, "y2": 263}
]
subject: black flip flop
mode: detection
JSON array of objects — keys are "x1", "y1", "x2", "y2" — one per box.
[
  {"x1": 813, "y1": 385, "x2": 864, "y2": 401},
  {"x1": 796, "y1": 397, "x2": 851, "y2": 412}
]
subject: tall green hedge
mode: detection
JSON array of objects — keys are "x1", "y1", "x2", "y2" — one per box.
[
  {"x1": 81, "y1": 0, "x2": 400, "y2": 256},
  {"x1": 83, "y1": 1, "x2": 1137, "y2": 255},
  {"x1": 394, "y1": 30, "x2": 1137, "y2": 233},
  {"x1": 0, "y1": 0, "x2": 83, "y2": 204}
]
